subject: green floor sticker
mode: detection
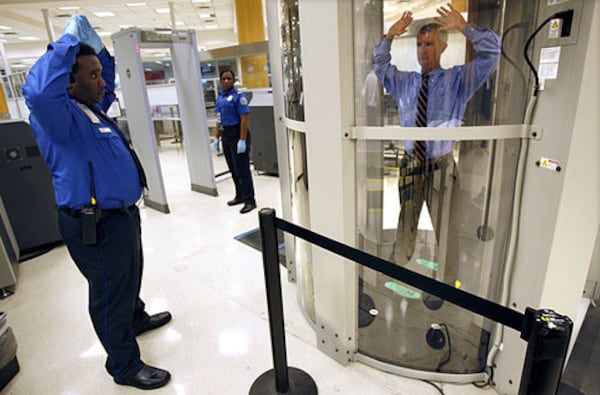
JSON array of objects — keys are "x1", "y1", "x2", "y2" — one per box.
[
  {"x1": 384, "y1": 282, "x2": 421, "y2": 299},
  {"x1": 416, "y1": 258, "x2": 439, "y2": 271}
]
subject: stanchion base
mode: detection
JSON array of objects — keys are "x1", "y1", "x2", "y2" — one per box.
[{"x1": 249, "y1": 367, "x2": 318, "y2": 395}]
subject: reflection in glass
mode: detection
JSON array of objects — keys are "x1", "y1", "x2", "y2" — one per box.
[
  {"x1": 354, "y1": 0, "x2": 383, "y2": 127},
  {"x1": 288, "y1": 129, "x2": 315, "y2": 323},
  {"x1": 279, "y1": 0, "x2": 304, "y2": 121}
]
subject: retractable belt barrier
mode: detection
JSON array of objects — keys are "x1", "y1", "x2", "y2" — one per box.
[{"x1": 250, "y1": 208, "x2": 572, "y2": 395}]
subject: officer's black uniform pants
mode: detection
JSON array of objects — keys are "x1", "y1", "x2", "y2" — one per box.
[
  {"x1": 58, "y1": 206, "x2": 150, "y2": 381},
  {"x1": 222, "y1": 125, "x2": 256, "y2": 204}
]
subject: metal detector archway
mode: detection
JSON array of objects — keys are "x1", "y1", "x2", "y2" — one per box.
[{"x1": 111, "y1": 28, "x2": 217, "y2": 213}]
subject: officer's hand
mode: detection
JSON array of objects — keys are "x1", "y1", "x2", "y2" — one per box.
[
  {"x1": 237, "y1": 139, "x2": 247, "y2": 154},
  {"x1": 62, "y1": 15, "x2": 103, "y2": 54},
  {"x1": 213, "y1": 137, "x2": 220, "y2": 153}
]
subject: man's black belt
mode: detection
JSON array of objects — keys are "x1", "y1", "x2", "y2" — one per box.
[
  {"x1": 400, "y1": 153, "x2": 453, "y2": 176},
  {"x1": 59, "y1": 205, "x2": 137, "y2": 218},
  {"x1": 400, "y1": 159, "x2": 448, "y2": 176}
]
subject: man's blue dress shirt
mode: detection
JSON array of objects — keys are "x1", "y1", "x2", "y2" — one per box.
[{"x1": 372, "y1": 23, "x2": 501, "y2": 158}]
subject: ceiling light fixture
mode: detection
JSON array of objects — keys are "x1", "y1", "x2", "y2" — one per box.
[
  {"x1": 0, "y1": 25, "x2": 12, "y2": 30},
  {"x1": 93, "y1": 11, "x2": 116, "y2": 18},
  {"x1": 126, "y1": 2, "x2": 147, "y2": 6},
  {"x1": 18, "y1": 36, "x2": 39, "y2": 41},
  {"x1": 58, "y1": 6, "x2": 81, "y2": 10},
  {"x1": 155, "y1": 8, "x2": 170, "y2": 14}
]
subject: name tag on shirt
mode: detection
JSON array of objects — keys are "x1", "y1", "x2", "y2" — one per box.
[{"x1": 99, "y1": 127, "x2": 112, "y2": 134}]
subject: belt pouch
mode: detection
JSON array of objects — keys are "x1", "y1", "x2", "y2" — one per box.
[{"x1": 81, "y1": 206, "x2": 97, "y2": 245}]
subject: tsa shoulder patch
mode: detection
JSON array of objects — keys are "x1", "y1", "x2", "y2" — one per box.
[{"x1": 239, "y1": 96, "x2": 248, "y2": 106}]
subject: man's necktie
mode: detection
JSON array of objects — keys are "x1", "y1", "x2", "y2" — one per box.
[
  {"x1": 414, "y1": 73, "x2": 429, "y2": 161},
  {"x1": 90, "y1": 106, "x2": 148, "y2": 189}
]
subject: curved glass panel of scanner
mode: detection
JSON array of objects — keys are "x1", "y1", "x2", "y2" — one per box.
[
  {"x1": 353, "y1": 0, "x2": 525, "y2": 373},
  {"x1": 356, "y1": 137, "x2": 519, "y2": 372},
  {"x1": 279, "y1": 0, "x2": 315, "y2": 323},
  {"x1": 288, "y1": 128, "x2": 315, "y2": 323}
]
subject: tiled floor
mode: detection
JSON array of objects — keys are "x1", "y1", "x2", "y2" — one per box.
[{"x1": 1, "y1": 146, "x2": 497, "y2": 394}]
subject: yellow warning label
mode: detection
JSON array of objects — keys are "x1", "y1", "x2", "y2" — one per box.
[
  {"x1": 540, "y1": 156, "x2": 559, "y2": 171},
  {"x1": 548, "y1": 18, "x2": 561, "y2": 39}
]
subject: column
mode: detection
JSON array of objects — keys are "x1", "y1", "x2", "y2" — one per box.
[{"x1": 235, "y1": 0, "x2": 269, "y2": 88}]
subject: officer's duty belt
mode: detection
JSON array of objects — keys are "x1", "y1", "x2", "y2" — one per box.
[{"x1": 58, "y1": 205, "x2": 137, "y2": 218}]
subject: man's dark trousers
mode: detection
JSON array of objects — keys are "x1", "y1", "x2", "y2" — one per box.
[{"x1": 58, "y1": 206, "x2": 150, "y2": 381}]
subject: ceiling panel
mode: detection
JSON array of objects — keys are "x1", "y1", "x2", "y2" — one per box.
[{"x1": 0, "y1": 0, "x2": 237, "y2": 68}]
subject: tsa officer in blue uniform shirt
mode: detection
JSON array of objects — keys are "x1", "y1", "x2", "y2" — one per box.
[
  {"x1": 214, "y1": 70, "x2": 257, "y2": 214},
  {"x1": 23, "y1": 15, "x2": 171, "y2": 390}
]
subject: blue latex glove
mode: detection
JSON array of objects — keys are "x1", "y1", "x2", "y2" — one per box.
[
  {"x1": 237, "y1": 139, "x2": 247, "y2": 154},
  {"x1": 62, "y1": 14, "x2": 103, "y2": 54},
  {"x1": 213, "y1": 137, "x2": 220, "y2": 153}
]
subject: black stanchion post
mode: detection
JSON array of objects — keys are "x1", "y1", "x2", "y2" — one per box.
[
  {"x1": 249, "y1": 208, "x2": 317, "y2": 395},
  {"x1": 518, "y1": 308, "x2": 573, "y2": 395}
]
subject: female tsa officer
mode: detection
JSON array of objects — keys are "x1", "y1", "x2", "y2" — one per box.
[{"x1": 214, "y1": 70, "x2": 256, "y2": 214}]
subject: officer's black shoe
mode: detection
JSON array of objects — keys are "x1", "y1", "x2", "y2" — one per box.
[
  {"x1": 135, "y1": 311, "x2": 172, "y2": 336},
  {"x1": 240, "y1": 203, "x2": 257, "y2": 214},
  {"x1": 227, "y1": 198, "x2": 244, "y2": 206},
  {"x1": 115, "y1": 364, "x2": 171, "y2": 390}
]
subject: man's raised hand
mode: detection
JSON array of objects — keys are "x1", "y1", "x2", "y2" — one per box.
[
  {"x1": 435, "y1": 3, "x2": 467, "y2": 32},
  {"x1": 386, "y1": 11, "x2": 414, "y2": 40}
]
